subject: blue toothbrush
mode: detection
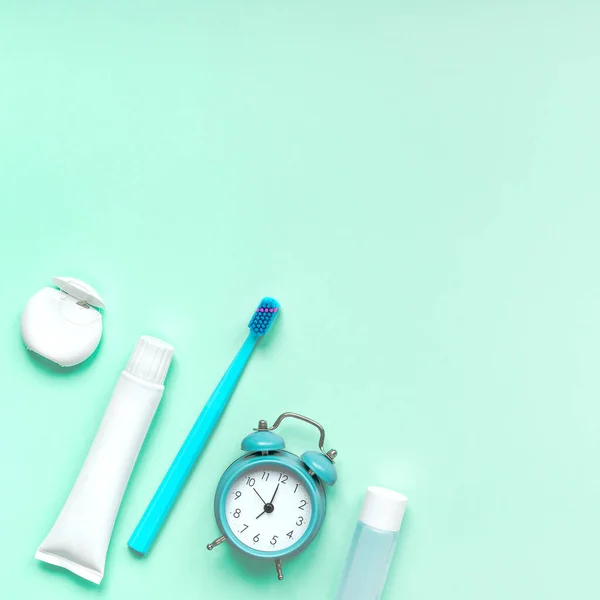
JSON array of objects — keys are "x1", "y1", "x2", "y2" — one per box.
[{"x1": 128, "y1": 297, "x2": 280, "y2": 555}]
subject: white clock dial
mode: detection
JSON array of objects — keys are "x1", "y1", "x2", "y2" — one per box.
[{"x1": 225, "y1": 465, "x2": 313, "y2": 553}]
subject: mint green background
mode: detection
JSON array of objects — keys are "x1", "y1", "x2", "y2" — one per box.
[{"x1": 1, "y1": 2, "x2": 599, "y2": 599}]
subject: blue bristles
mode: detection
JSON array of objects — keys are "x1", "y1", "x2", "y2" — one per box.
[{"x1": 248, "y1": 297, "x2": 281, "y2": 336}]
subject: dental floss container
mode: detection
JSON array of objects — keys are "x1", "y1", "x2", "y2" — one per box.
[{"x1": 21, "y1": 277, "x2": 105, "y2": 367}]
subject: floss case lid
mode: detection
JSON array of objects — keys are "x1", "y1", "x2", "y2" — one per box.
[{"x1": 52, "y1": 276, "x2": 105, "y2": 308}]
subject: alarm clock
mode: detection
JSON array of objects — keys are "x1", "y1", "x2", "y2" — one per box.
[{"x1": 207, "y1": 412, "x2": 338, "y2": 580}]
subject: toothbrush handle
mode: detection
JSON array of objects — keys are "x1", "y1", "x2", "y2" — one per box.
[{"x1": 128, "y1": 334, "x2": 258, "y2": 554}]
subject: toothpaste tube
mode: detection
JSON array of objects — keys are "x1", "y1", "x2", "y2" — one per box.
[{"x1": 35, "y1": 335, "x2": 174, "y2": 584}]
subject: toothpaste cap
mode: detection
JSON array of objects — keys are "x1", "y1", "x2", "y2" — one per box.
[
  {"x1": 359, "y1": 486, "x2": 408, "y2": 532},
  {"x1": 126, "y1": 335, "x2": 174, "y2": 385}
]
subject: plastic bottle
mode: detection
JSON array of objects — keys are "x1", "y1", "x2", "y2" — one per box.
[{"x1": 336, "y1": 486, "x2": 408, "y2": 600}]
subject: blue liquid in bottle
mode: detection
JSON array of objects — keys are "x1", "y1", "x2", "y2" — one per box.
[{"x1": 336, "y1": 487, "x2": 407, "y2": 600}]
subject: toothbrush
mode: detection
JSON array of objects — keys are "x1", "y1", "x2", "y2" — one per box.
[{"x1": 128, "y1": 297, "x2": 280, "y2": 555}]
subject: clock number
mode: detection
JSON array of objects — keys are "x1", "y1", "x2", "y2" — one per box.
[
  {"x1": 261, "y1": 471, "x2": 270, "y2": 481},
  {"x1": 240, "y1": 524, "x2": 249, "y2": 533},
  {"x1": 296, "y1": 516, "x2": 304, "y2": 526},
  {"x1": 270, "y1": 535, "x2": 279, "y2": 546},
  {"x1": 253, "y1": 533, "x2": 261, "y2": 543},
  {"x1": 234, "y1": 491, "x2": 242, "y2": 500},
  {"x1": 294, "y1": 484, "x2": 299, "y2": 493},
  {"x1": 246, "y1": 477, "x2": 255, "y2": 487},
  {"x1": 233, "y1": 508, "x2": 241, "y2": 518},
  {"x1": 298, "y1": 500, "x2": 307, "y2": 510},
  {"x1": 286, "y1": 530, "x2": 294, "y2": 539},
  {"x1": 278, "y1": 473, "x2": 288, "y2": 484}
]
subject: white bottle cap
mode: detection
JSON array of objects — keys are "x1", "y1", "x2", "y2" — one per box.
[
  {"x1": 359, "y1": 486, "x2": 408, "y2": 532},
  {"x1": 126, "y1": 336, "x2": 174, "y2": 385}
]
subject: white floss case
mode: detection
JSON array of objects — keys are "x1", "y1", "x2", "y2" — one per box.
[{"x1": 21, "y1": 276, "x2": 105, "y2": 367}]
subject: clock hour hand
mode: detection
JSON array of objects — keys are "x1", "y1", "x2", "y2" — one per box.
[
  {"x1": 256, "y1": 484, "x2": 279, "y2": 519},
  {"x1": 253, "y1": 487, "x2": 268, "y2": 505}
]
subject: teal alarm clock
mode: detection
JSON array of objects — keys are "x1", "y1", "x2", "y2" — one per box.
[{"x1": 207, "y1": 412, "x2": 338, "y2": 580}]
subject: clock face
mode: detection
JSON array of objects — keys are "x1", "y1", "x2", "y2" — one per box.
[{"x1": 224, "y1": 464, "x2": 313, "y2": 553}]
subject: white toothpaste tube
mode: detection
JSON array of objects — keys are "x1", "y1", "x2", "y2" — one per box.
[{"x1": 35, "y1": 335, "x2": 174, "y2": 584}]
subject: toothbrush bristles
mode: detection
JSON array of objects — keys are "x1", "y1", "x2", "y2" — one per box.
[{"x1": 248, "y1": 297, "x2": 280, "y2": 336}]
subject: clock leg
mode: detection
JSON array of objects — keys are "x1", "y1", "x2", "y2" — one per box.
[
  {"x1": 275, "y1": 559, "x2": 283, "y2": 581},
  {"x1": 207, "y1": 535, "x2": 226, "y2": 550}
]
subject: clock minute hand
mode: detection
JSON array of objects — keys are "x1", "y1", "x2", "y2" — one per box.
[
  {"x1": 256, "y1": 484, "x2": 279, "y2": 519},
  {"x1": 269, "y1": 483, "x2": 280, "y2": 505}
]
